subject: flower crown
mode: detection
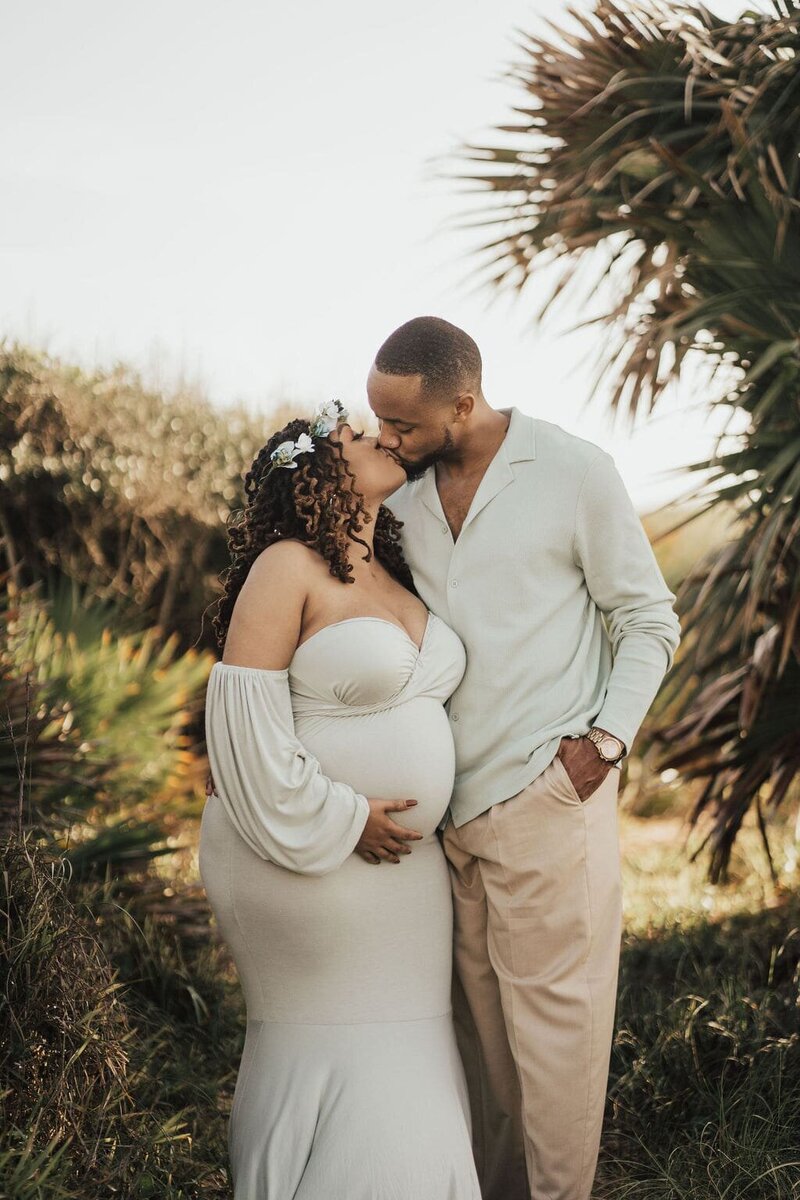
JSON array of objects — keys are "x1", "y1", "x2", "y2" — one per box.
[{"x1": 266, "y1": 399, "x2": 350, "y2": 475}]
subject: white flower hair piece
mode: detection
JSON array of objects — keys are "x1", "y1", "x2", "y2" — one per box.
[
  {"x1": 309, "y1": 399, "x2": 348, "y2": 438},
  {"x1": 267, "y1": 399, "x2": 349, "y2": 476}
]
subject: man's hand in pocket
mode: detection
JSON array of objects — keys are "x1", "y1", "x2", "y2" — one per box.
[{"x1": 556, "y1": 736, "x2": 612, "y2": 802}]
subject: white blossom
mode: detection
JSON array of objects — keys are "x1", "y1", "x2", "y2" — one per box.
[
  {"x1": 309, "y1": 398, "x2": 349, "y2": 437},
  {"x1": 270, "y1": 440, "x2": 302, "y2": 468}
]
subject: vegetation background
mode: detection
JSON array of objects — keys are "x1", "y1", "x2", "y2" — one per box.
[{"x1": 2, "y1": 0, "x2": 800, "y2": 1196}]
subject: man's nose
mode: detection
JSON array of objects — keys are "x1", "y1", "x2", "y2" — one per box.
[{"x1": 378, "y1": 424, "x2": 401, "y2": 450}]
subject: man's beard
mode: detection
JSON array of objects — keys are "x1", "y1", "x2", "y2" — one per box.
[{"x1": 395, "y1": 427, "x2": 456, "y2": 482}]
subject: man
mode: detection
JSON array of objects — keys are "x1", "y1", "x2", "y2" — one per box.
[{"x1": 368, "y1": 316, "x2": 681, "y2": 1200}]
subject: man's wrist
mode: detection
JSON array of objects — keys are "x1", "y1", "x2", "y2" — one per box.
[{"x1": 586, "y1": 726, "x2": 626, "y2": 765}]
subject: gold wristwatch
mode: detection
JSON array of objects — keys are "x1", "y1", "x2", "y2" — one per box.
[{"x1": 586, "y1": 727, "x2": 626, "y2": 766}]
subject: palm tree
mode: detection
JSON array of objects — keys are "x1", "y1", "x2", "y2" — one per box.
[{"x1": 456, "y1": 0, "x2": 800, "y2": 879}]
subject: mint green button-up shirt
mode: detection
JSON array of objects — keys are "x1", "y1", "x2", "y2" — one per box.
[{"x1": 383, "y1": 406, "x2": 681, "y2": 828}]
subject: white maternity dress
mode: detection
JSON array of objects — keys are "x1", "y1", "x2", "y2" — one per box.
[{"x1": 198, "y1": 611, "x2": 480, "y2": 1199}]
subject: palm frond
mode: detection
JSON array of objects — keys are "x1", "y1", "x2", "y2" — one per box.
[{"x1": 454, "y1": 0, "x2": 800, "y2": 876}]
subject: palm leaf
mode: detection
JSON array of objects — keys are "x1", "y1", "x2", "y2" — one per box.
[{"x1": 454, "y1": 0, "x2": 800, "y2": 876}]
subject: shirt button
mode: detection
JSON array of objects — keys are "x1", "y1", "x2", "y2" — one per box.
[
  {"x1": 452, "y1": 713, "x2": 459, "y2": 722},
  {"x1": 450, "y1": 579, "x2": 458, "y2": 588},
  {"x1": 441, "y1": 524, "x2": 449, "y2": 535}
]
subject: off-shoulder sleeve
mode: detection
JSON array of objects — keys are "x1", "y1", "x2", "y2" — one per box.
[{"x1": 204, "y1": 662, "x2": 370, "y2": 876}]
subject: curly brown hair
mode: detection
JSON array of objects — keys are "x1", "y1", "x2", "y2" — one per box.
[{"x1": 211, "y1": 417, "x2": 418, "y2": 650}]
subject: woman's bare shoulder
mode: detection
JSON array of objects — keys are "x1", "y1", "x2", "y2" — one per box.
[
  {"x1": 225, "y1": 541, "x2": 320, "y2": 669},
  {"x1": 250, "y1": 538, "x2": 326, "y2": 578}
]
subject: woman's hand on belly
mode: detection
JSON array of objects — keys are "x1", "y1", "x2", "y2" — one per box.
[{"x1": 355, "y1": 798, "x2": 424, "y2": 865}]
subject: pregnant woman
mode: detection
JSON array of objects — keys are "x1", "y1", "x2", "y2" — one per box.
[{"x1": 199, "y1": 399, "x2": 480, "y2": 1198}]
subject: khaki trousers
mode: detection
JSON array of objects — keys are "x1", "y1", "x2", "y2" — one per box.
[{"x1": 442, "y1": 754, "x2": 622, "y2": 1200}]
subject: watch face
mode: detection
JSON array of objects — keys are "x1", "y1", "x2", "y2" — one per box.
[{"x1": 600, "y1": 735, "x2": 623, "y2": 757}]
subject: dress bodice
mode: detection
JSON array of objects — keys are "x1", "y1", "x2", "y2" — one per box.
[
  {"x1": 288, "y1": 612, "x2": 466, "y2": 716},
  {"x1": 204, "y1": 608, "x2": 467, "y2": 876}
]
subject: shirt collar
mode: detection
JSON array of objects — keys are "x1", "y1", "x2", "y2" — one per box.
[
  {"x1": 414, "y1": 405, "x2": 537, "y2": 526},
  {"x1": 501, "y1": 406, "x2": 537, "y2": 464}
]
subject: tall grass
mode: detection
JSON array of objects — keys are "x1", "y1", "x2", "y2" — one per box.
[
  {"x1": 1, "y1": 833, "x2": 240, "y2": 1198},
  {"x1": 1, "y1": 581, "x2": 239, "y2": 1197},
  {"x1": 598, "y1": 816, "x2": 800, "y2": 1197},
  {"x1": 5, "y1": 801, "x2": 800, "y2": 1195}
]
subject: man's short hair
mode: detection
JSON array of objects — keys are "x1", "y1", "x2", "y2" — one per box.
[{"x1": 374, "y1": 316, "x2": 482, "y2": 397}]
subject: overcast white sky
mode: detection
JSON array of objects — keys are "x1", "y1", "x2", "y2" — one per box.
[{"x1": 3, "y1": 0, "x2": 756, "y2": 511}]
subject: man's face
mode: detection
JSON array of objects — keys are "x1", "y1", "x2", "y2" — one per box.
[{"x1": 366, "y1": 364, "x2": 460, "y2": 482}]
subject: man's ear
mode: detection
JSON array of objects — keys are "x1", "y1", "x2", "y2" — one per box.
[{"x1": 452, "y1": 392, "x2": 476, "y2": 423}]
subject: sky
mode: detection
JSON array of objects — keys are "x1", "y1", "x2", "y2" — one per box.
[{"x1": 2, "y1": 0, "x2": 756, "y2": 511}]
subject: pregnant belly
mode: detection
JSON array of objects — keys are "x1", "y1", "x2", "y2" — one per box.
[{"x1": 295, "y1": 696, "x2": 456, "y2": 838}]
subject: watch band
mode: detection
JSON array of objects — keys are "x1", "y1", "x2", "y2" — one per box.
[{"x1": 586, "y1": 726, "x2": 626, "y2": 764}]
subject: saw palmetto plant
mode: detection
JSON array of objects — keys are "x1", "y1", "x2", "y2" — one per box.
[
  {"x1": 1, "y1": 574, "x2": 214, "y2": 878},
  {"x1": 457, "y1": 0, "x2": 800, "y2": 878}
]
